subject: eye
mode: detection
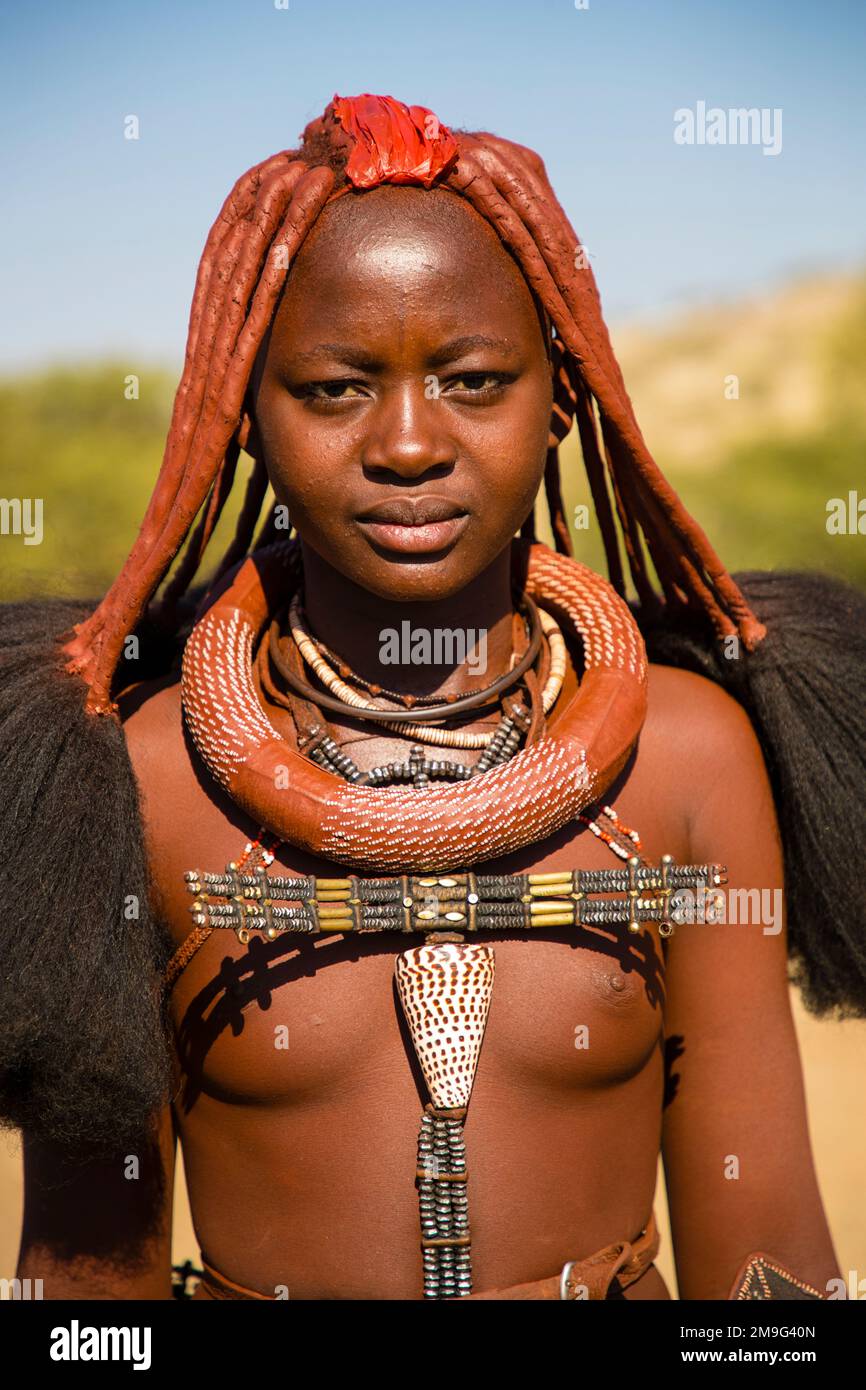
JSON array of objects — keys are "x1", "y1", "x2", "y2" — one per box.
[
  {"x1": 302, "y1": 380, "x2": 368, "y2": 402},
  {"x1": 444, "y1": 372, "x2": 511, "y2": 396}
]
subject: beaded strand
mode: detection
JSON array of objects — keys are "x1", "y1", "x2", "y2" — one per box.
[
  {"x1": 576, "y1": 804, "x2": 643, "y2": 861},
  {"x1": 286, "y1": 593, "x2": 568, "y2": 753}
]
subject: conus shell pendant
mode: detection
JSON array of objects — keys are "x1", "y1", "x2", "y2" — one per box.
[{"x1": 395, "y1": 941, "x2": 495, "y2": 1109}]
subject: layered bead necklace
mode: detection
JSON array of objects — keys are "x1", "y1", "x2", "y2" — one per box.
[{"x1": 255, "y1": 586, "x2": 568, "y2": 787}]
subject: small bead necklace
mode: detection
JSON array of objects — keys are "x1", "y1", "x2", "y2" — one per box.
[
  {"x1": 291, "y1": 591, "x2": 570, "y2": 713},
  {"x1": 264, "y1": 592, "x2": 568, "y2": 784},
  {"x1": 279, "y1": 592, "x2": 568, "y2": 754}
]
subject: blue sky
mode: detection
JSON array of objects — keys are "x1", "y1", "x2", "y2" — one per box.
[{"x1": 2, "y1": 0, "x2": 864, "y2": 369}]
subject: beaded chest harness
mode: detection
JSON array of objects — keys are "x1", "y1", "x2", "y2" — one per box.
[{"x1": 176, "y1": 540, "x2": 727, "y2": 1299}]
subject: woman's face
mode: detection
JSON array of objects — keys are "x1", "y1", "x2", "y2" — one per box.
[{"x1": 250, "y1": 184, "x2": 553, "y2": 603}]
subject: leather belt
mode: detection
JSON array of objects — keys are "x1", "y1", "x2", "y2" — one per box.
[{"x1": 195, "y1": 1211, "x2": 659, "y2": 1302}]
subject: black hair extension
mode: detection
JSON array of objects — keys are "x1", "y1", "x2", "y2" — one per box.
[
  {"x1": 638, "y1": 568, "x2": 866, "y2": 1018},
  {"x1": 0, "y1": 598, "x2": 175, "y2": 1154}
]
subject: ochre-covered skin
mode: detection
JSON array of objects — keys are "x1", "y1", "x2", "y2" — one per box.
[{"x1": 17, "y1": 94, "x2": 839, "y2": 1303}]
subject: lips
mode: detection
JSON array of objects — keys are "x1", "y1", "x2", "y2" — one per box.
[
  {"x1": 357, "y1": 497, "x2": 466, "y2": 527},
  {"x1": 356, "y1": 496, "x2": 470, "y2": 555}
]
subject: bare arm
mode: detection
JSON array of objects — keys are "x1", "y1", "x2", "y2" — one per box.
[
  {"x1": 16, "y1": 1104, "x2": 177, "y2": 1300},
  {"x1": 660, "y1": 675, "x2": 841, "y2": 1299}
]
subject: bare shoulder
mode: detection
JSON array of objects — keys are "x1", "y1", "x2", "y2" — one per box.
[
  {"x1": 117, "y1": 674, "x2": 185, "y2": 791},
  {"x1": 115, "y1": 671, "x2": 256, "y2": 917},
  {"x1": 115, "y1": 674, "x2": 223, "y2": 937},
  {"x1": 115, "y1": 675, "x2": 203, "y2": 873},
  {"x1": 643, "y1": 661, "x2": 764, "y2": 769},
  {"x1": 635, "y1": 662, "x2": 771, "y2": 857}
]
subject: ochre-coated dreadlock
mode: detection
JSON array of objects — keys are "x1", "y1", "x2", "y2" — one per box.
[{"x1": 60, "y1": 92, "x2": 766, "y2": 717}]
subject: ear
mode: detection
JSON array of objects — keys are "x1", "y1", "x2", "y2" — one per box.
[
  {"x1": 239, "y1": 343, "x2": 268, "y2": 458},
  {"x1": 237, "y1": 393, "x2": 263, "y2": 460}
]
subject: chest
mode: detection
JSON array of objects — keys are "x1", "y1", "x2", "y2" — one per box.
[{"x1": 152, "y1": 750, "x2": 673, "y2": 1109}]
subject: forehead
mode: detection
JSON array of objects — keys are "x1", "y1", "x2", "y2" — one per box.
[{"x1": 274, "y1": 184, "x2": 549, "y2": 344}]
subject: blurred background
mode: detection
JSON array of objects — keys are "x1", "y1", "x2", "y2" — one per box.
[{"x1": 1, "y1": 0, "x2": 864, "y2": 1297}]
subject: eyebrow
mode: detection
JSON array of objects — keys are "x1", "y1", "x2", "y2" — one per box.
[
  {"x1": 427, "y1": 335, "x2": 520, "y2": 366},
  {"x1": 288, "y1": 335, "x2": 520, "y2": 370}
]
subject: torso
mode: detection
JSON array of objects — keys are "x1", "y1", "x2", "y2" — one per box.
[{"x1": 120, "y1": 655, "x2": 699, "y2": 1300}]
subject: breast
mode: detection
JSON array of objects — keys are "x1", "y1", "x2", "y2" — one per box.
[
  {"x1": 168, "y1": 923, "x2": 664, "y2": 1112},
  {"x1": 465, "y1": 934, "x2": 664, "y2": 1094}
]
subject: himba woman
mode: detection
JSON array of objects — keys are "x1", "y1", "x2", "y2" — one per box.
[{"x1": 3, "y1": 93, "x2": 866, "y2": 1302}]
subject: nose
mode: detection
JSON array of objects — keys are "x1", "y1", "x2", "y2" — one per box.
[{"x1": 361, "y1": 379, "x2": 457, "y2": 479}]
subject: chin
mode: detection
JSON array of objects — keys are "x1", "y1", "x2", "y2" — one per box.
[
  {"x1": 359, "y1": 563, "x2": 469, "y2": 604},
  {"x1": 356, "y1": 549, "x2": 489, "y2": 604}
]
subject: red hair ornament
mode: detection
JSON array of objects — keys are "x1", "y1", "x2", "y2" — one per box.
[{"x1": 331, "y1": 92, "x2": 458, "y2": 189}]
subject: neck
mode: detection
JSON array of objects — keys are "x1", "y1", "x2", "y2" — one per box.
[{"x1": 298, "y1": 541, "x2": 517, "y2": 697}]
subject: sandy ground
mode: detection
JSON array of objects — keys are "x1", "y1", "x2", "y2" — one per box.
[{"x1": 1, "y1": 988, "x2": 862, "y2": 1298}]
